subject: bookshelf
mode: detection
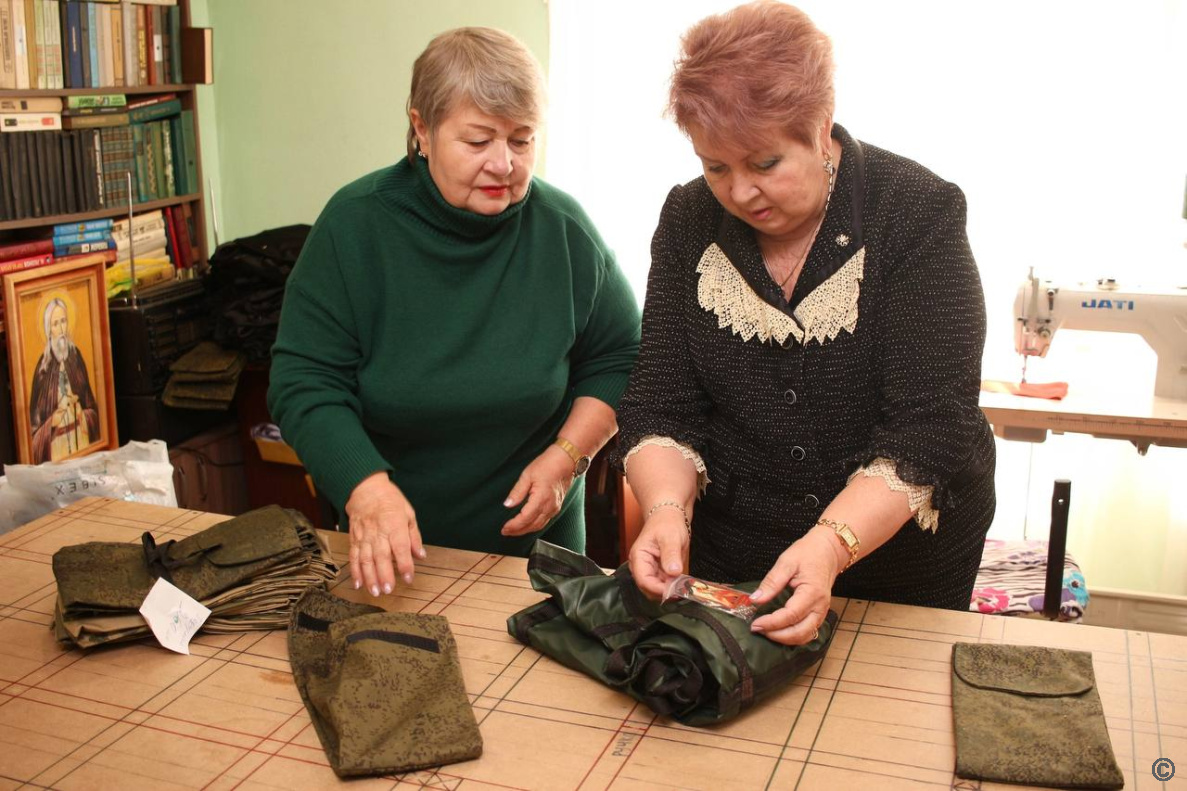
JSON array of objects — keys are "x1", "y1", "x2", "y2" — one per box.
[{"x1": 0, "y1": 0, "x2": 210, "y2": 266}]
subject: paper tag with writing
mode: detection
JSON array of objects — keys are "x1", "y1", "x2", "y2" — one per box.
[{"x1": 139, "y1": 577, "x2": 210, "y2": 654}]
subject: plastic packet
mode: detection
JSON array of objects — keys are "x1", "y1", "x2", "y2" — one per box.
[{"x1": 663, "y1": 574, "x2": 757, "y2": 620}]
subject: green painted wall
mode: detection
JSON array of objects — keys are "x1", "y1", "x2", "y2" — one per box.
[{"x1": 196, "y1": 0, "x2": 549, "y2": 245}]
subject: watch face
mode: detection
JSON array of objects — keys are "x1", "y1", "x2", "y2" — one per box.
[{"x1": 574, "y1": 456, "x2": 592, "y2": 476}]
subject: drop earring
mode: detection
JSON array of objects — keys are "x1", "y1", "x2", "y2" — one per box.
[{"x1": 823, "y1": 152, "x2": 835, "y2": 178}]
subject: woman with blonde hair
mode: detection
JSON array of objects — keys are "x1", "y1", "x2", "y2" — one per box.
[
  {"x1": 270, "y1": 27, "x2": 640, "y2": 598},
  {"x1": 618, "y1": 1, "x2": 995, "y2": 644}
]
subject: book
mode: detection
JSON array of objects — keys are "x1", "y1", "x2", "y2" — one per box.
[
  {"x1": 62, "y1": 111, "x2": 128, "y2": 128},
  {"x1": 120, "y1": 0, "x2": 134, "y2": 87},
  {"x1": 0, "y1": 111, "x2": 61, "y2": 131},
  {"x1": 56, "y1": 247, "x2": 116, "y2": 264},
  {"x1": 65, "y1": 0, "x2": 81, "y2": 89},
  {"x1": 0, "y1": 133, "x2": 11, "y2": 219},
  {"x1": 62, "y1": 103, "x2": 125, "y2": 115},
  {"x1": 97, "y1": 0, "x2": 110, "y2": 87},
  {"x1": 0, "y1": 252, "x2": 53, "y2": 273},
  {"x1": 108, "y1": 4, "x2": 121, "y2": 86},
  {"x1": 0, "y1": 0, "x2": 15, "y2": 89},
  {"x1": 180, "y1": 25, "x2": 210, "y2": 84},
  {"x1": 51, "y1": 229, "x2": 109, "y2": 245},
  {"x1": 85, "y1": 0, "x2": 97, "y2": 88},
  {"x1": 178, "y1": 108, "x2": 195, "y2": 194},
  {"x1": 45, "y1": 0, "x2": 59, "y2": 88},
  {"x1": 125, "y1": 91, "x2": 174, "y2": 109},
  {"x1": 53, "y1": 236, "x2": 114, "y2": 256},
  {"x1": 0, "y1": 238, "x2": 53, "y2": 260},
  {"x1": 128, "y1": 97, "x2": 179, "y2": 124},
  {"x1": 134, "y1": 2, "x2": 144, "y2": 84},
  {"x1": 28, "y1": 0, "x2": 41, "y2": 90},
  {"x1": 0, "y1": 95, "x2": 63, "y2": 112},
  {"x1": 66, "y1": 93, "x2": 126, "y2": 109},
  {"x1": 55, "y1": 217, "x2": 114, "y2": 234},
  {"x1": 11, "y1": 0, "x2": 27, "y2": 89}
]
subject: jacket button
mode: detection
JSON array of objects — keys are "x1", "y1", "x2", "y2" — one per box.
[
  {"x1": 804, "y1": 494, "x2": 820, "y2": 508},
  {"x1": 783, "y1": 388, "x2": 797, "y2": 405},
  {"x1": 782, "y1": 336, "x2": 795, "y2": 350},
  {"x1": 791, "y1": 446, "x2": 806, "y2": 461}
]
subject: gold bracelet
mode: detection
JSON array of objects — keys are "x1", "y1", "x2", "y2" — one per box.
[
  {"x1": 817, "y1": 518, "x2": 859, "y2": 572},
  {"x1": 647, "y1": 500, "x2": 691, "y2": 535}
]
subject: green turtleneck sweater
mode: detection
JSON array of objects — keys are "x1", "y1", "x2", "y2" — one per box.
[{"x1": 268, "y1": 156, "x2": 641, "y2": 555}]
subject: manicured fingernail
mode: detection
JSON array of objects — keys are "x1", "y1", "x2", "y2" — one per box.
[
  {"x1": 751, "y1": 624, "x2": 764, "y2": 633},
  {"x1": 382, "y1": 583, "x2": 392, "y2": 594},
  {"x1": 353, "y1": 579, "x2": 361, "y2": 590},
  {"x1": 751, "y1": 589, "x2": 766, "y2": 601},
  {"x1": 416, "y1": 548, "x2": 427, "y2": 559},
  {"x1": 666, "y1": 563, "x2": 681, "y2": 573},
  {"x1": 403, "y1": 573, "x2": 413, "y2": 585},
  {"x1": 370, "y1": 585, "x2": 379, "y2": 597},
  {"x1": 504, "y1": 498, "x2": 514, "y2": 507}
]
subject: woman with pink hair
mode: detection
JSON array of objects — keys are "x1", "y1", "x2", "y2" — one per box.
[{"x1": 616, "y1": 1, "x2": 995, "y2": 645}]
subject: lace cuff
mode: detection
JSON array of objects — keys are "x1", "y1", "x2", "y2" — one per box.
[
  {"x1": 623, "y1": 435, "x2": 710, "y2": 496},
  {"x1": 849, "y1": 457, "x2": 939, "y2": 532}
]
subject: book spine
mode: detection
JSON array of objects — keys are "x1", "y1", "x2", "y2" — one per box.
[
  {"x1": 53, "y1": 236, "x2": 114, "y2": 256},
  {"x1": 45, "y1": 0, "x2": 59, "y2": 88},
  {"x1": 127, "y1": 97, "x2": 180, "y2": 123},
  {"x1": 77, "y1": 0, "x2": 89, "y2": 86},
  {"x1": 86, "y1": 1, "x2": 98, "y2": 88},
  {"x1": 0, "y1": 238, "x2": 54, "y2": 260},
  {"x1": 52, "y1": 229, "x2": 109, "y2": 245},
  {"x1": 66, "y1": 92, "x2": 125, "y2": 109},
  {"x1": 11, "y1": 0, "x2": 28, "y2": 88},
  {"x1": 109, "y1": 3, "x2": 121, "y2": 86},
  {"x1": 31, "y1": 0, "x2": 43, "y2": 89},
  {"x1": 96, "y1": 0, "x2": 110, "y2": 87},
  {"x1": 0, "y1": 112, "x2": 62, "y2": 131},
  {"x1": 0, "y1": 0, "x2": 16, "y2": 89},
  {"x1": 160, "y1": 116, "x2": 174, "y2": 196},
  {"x1": 119, "y1": 0, "x2": 133, "y2": 87},
  {"x1": 0, "y1": 252, "x2": 53, "y2": 273}
]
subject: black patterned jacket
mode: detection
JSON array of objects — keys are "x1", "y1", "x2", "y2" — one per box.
[{"x1": 615, "y1": 124, "x2": 996, "y2": 610}]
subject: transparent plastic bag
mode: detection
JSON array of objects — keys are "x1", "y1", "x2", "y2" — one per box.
[
  {"x1": 0, "y1": 440, "x2": 176, "y2": 534},
  {"x1": 663, "y1": 574, "x2": 757, "y2": 620}
]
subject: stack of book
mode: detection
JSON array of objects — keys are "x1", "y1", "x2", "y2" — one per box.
[
  {"x1": 0, "y1": 92, "x2": 197, "y2": 221},
  {"x1": 0, "y1": 0, "x2": 185, "y2": 90},
  {"x1": 52, "y1": 216, "x2": 114, "y2": 256}
]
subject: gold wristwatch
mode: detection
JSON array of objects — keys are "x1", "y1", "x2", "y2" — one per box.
[
  {"x1": 817, "y1": 518, "x2": 859, "y2": 572},
  {"x1": 554, "y1": 437, "x2": 592, "y2": 476}
]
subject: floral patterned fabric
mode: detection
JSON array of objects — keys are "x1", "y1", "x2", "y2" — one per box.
[{"x1": 970, "y1": 539, "x2": 1088, "y2": 623}]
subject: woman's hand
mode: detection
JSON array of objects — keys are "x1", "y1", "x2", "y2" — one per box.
[
  {"x1": 502, "y1": 446, "x2": 574, "y2": 537},
  {"x1": 628, "y1": 507, "x2": 689, "y2": 599},
  {"x1": 747, "y1": 526, "x2": 843, "y2": 645},
  {"x1": 345, "y1": 472, "x2": 425, "y2": 597}
]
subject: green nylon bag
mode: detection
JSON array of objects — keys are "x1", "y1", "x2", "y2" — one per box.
[
  {"x1": 507, "y1": 540, "x2": 837, "y2": 727},
  {"x1": 951, "y1": 642, "x2": 1124, "y2": 789},
  {"x1": 289, "y1": 588, "x2": 482, "y2": 778}
]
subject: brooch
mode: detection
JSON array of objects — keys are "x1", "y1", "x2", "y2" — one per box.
[{"x1": 835, "y1": 234, "x2": 850, "y2": 247}]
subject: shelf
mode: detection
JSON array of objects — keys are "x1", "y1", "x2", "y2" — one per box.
[
  {"x1": 0, "y1": 85, "x2": 195, "y2": 99},
  {"x1": 0, "y1": 193, "x2": 203, "y2": 232}
]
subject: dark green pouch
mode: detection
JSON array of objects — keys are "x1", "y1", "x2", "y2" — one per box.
[
  {"x1": 952, "y1": 642, "x2": 1124, "y2": 789},
  {"x1": 289, "y1": 588, "x2": 482, "y2": 778},
  {"x1": 507, "y1": 540, "x2": 836, "y2": 726},
  {"x1": 53, "y1": 505, "x2": 306, "y2": 612}
]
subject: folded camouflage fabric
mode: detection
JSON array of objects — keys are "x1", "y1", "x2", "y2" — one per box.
[
  {"x1": 51, "y1": 506, "x2": 339, "y2": 649},
  {"x1": 289, "y1": 588, "x2": 482, "y2": 777},
  {"x1": 507, "y1": 540, "x2": 837, "y2": 726},
  {"x1": 952, "y1": 643, "x2": 1123, "y2": 789},
  {"x1": 170, "y1": 341, "x2": 245, "y2": 375}
]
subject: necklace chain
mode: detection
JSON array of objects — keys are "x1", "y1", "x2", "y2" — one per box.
[{"x1": 764, "y1": 163, "x2": 837, "y2": 293}]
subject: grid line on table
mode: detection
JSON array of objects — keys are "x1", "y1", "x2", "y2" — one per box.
[{"x1": 1142, "y1": 630, "x2": 1165, "y2": 777}]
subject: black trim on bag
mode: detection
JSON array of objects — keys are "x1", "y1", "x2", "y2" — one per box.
[
  {"x1": 346, "y1": 629, "x2": 440, "y2": 653},
  {"x1": 613, "y1": 567, "x2": 654, "y2": 628},
  {"x1": 528, "y1": 553, "x2": 590, "y2": 580},
  {"x1": 590, "y1": 622, "x2": 640, "y2": 640},
  {"x1": 296, "y1": 612, "x2": 333, "y2": 632},
  {"x1": 676, "y1": 606, "x2": 755, "y2": 704}
]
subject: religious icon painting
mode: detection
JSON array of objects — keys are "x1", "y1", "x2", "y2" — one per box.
[{"x1": 3, "y1": 254, "x2": 118, "y2": 464}]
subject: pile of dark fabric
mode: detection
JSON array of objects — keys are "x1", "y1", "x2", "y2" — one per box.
[
  {"x1": 206, "y1": 224, "x2": 310, "y2": 363},
  {"x1": 51, "y1": 505, "x2": 339, "y2": 649},
  {"x1": 508, "y1": 540, "x2": 837, "y2": 726},
  {"x1": 162, "y1": 341, "x2": 247, "y2": 410}
]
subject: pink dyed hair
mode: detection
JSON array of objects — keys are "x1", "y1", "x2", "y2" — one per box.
[{"x1": 669, "y1": 1, "x2": 835, "y2": 151}]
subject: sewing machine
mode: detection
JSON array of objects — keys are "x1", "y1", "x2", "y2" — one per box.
[{"x1": 1014, "y1": 269, "x2": 1187, "y2": 401}]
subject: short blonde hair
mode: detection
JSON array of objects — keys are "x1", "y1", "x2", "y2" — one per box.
[
  {"x1": 670, "y1": 1, "x2": 835, "y2": 151},
  {"x1": 406, "y1": 27, "x2": 547, "y2": 159}
]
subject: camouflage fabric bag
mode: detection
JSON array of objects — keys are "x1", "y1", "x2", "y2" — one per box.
[
  {"x1": 951, "y1": 642, "x2": 1123, "y2": 789},
  {"x1": 507, "y1": 540, "x2": 837, "y2": 726},
  {"x1": 288, "y1": 588, "x2": 482, "y2": 778}
]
